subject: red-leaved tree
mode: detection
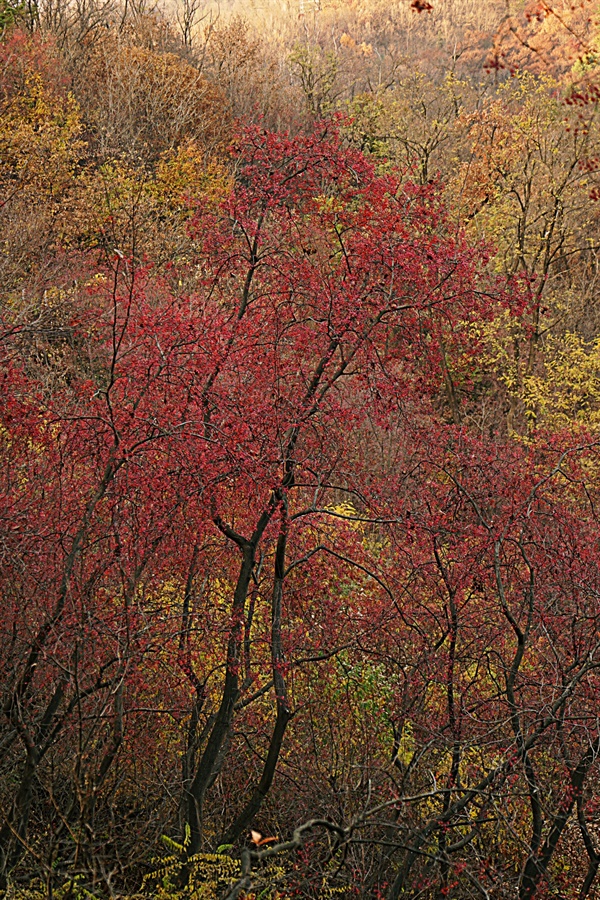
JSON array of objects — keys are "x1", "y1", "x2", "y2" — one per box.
[{"x1": 5, "y1": 122, "x2": 599, "y2": 900}]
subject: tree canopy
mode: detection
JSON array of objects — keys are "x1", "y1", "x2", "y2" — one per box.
[{"x1": 3, "y1": 4, "x2": 600, "y2": 899}]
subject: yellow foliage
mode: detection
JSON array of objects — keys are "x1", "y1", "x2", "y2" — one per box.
[
  {"x1": 140, "y1": 829, "x2": 290, "y2": 900},
  {"x1": 154, "y1": 144, "x2": 232, "y2": 212},
  {"x1": 323, "y1": 500, "x2": 358, "y2": 519},
  {"x1": 143, "y1": 848, "x2": 241, "y2": 900},
  {"x1": 0, "y1": 54, "x2": 86, "y2": 303},
  {"x1": 522, "y1": 332, "x2": 600, "y2": 431},
  {"x1": 73, "y1": 147, "x2": 230, "y2": 266},
  {"x1": 343, "y1": 70, "x2": 472, "y2": 183},
  {"x1": 475, "y1": 308, "x2": 528, "y2": 397},
  {"x1": 476, "y1": 308, "x2": 600, "y2": 434},
  {"x1": 395, "y1": 720, "x2": 415, "y2": 769},
  {"x1": 0, "y1": 72, "x2": 84, "y2": 193},
  {"x1": 447, "y1": 72, "x2": 597, "y2": 281}
]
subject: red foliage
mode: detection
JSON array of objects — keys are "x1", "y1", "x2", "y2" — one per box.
[{"x1": 1, "y1": 122, "x2": 599, "y2": 898}]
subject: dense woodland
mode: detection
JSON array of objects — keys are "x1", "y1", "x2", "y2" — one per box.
[{"x1": 4, "y1": 0, "x2": 600, "y2": 898}]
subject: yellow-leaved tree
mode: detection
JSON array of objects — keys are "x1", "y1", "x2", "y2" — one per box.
[{"x1": 0, "y1": 30, "x2": 85, "y2": 305}]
